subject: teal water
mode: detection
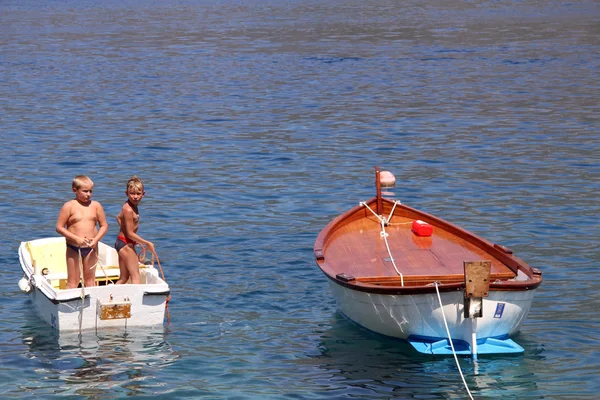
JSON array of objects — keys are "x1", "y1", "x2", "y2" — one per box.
[{"x1": 1, "y1": 0, "x2": 599, "y2": 398}]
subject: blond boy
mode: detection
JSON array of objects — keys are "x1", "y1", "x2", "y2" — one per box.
[
  {"x1": 56, "y1": 175, "x2": 108, "y2": 288},
  {"x1": 115, "y1": 176, "x2": 155, "y2": 284}
]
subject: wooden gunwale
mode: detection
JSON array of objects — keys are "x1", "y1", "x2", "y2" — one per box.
[{"x1": 314, "y1": 196, "x2": 542, "y2": 295}]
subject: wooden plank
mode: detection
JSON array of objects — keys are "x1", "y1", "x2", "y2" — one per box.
[
  {"x1": 356, "y1": 270, "x2": 508, "y2": 284},
  {"x1": 464, "y1": 260, "x2": 492, "y2": 298}
]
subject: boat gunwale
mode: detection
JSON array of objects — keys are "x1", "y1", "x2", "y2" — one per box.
[{"x1": 314, "y1": 196, "x2": 542, "y2": 295}]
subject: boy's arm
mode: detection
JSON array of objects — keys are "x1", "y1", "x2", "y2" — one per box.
[
  {"x1": 121, "y1": 207, "x2": 154, "y2": 252},
  {"x1": 89, "y1": 202, "x2": 108, "y2": 248}
]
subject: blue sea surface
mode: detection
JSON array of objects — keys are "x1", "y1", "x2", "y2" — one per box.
[{"x1": 1, "y1": 0, "x2": 599, "y2": 398}]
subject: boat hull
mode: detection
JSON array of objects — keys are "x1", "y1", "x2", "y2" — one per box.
[
  {"x1": 27, "y1": 279, "x2": 168, "y2": 331},
  {"x1": 328, "y1": 279, "x2": 535, "y2": 344}
]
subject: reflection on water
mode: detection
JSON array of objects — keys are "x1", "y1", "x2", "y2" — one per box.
[
  {"x1": 303, "y1": 312, "x2": 541, "y2": 398},
  {"x1": 20, "y1": 314, "x2": 179, "y2": 397}
]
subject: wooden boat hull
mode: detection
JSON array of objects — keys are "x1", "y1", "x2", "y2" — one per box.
[
  {"x1": 315, "y1": 172, "x2": 542, "y2": 355},
  {"x1": 18, "y1": 237, "x2": 170, "y2": 332}
]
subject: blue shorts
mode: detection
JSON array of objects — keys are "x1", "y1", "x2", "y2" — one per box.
[
  {"x1": 115, "y1": 236, "x2": 136, "y2": 253},
  {"x1": 66, "y1": 243, "x2": 93, "y2": 258}
]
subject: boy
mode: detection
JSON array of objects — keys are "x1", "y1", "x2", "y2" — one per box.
[
  {"x1": 56, "y1": 175, "x2": 108, "y2": 289},
  {"x1": 115, "y1": 176, "x2": 155, "y2": 284}
]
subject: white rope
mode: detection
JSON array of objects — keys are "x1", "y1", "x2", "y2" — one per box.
[
  {"x1": 92, "y1": 248, "x2": 113, "y2": 285},
  {"x1": 434, "y1": 282, "x2": 474, "y2": 400},
  {"x1": 379, "y1": 218, "x2": 404, "y2": 285},
  {"x1": 360, "y1": 200, "x2": 402, "y2": 225},
  {"x1": 387, "y1": 200, "x2": 401, "y2": 222},
  {"x1": 360, "y1": 201, "x2": 381, "y2": 219},
  {"x1": 78, "y1": 249, "x2": 86, "y2": 334},
  {"x1": 360, "y1": 201, "x2": 404, "y2": 285}
]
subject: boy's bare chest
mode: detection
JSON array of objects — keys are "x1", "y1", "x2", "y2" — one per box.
[{"x1": 68, "y1": 203, "x2": 96, "y2": 225}]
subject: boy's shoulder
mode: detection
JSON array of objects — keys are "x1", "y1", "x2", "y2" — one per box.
[
  {"x1": 90, "y1": 200, "x2": 105, "y2": 211},
  {"x1": 61, "y1": 199, "x2": 78, "y2": 209},
  {"x1": 120, "y1": 201, "x2": 134, "y2": 212}
]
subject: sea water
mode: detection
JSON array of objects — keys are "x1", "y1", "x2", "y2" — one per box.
[{"x1": 1, "y1": 0, "x2": 599, "y2": 398}]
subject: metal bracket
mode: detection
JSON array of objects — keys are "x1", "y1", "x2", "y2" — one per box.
[{"x1": 96, "y1": 297, "x2": 131, "y2": 320}]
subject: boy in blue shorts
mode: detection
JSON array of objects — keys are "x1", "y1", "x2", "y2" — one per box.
[{"x1": 56, "y1": 175, "x2": 108, "y2": 288}]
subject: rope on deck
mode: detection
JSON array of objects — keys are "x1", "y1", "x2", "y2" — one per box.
[
  {"x1": 94, "y1": 252, "x2": 114, "y2": 285},
  {"x1": 360, "y1": 201, "x2": 404, "y2": 286},
  {"x1": 435, "y1": 282, "x2": 474, "y2": 400}
]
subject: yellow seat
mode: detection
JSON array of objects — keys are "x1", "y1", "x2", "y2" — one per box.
[{"x1": 26, "y1": 240, "x2": 68, "y2": 276}]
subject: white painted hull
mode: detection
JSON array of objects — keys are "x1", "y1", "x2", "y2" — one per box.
[
  {"x1": 329, "y1": 280, "x2": 535, "y2": 343},
  {"x1": 19, "y1": 237, "x2": 170, "y2": 332},
  {"x1": 26, "y1": 279, "x2": 168, "y2": 331}
]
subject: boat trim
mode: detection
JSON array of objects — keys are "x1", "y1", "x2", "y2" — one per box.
[
  {"x1": 50, "y1": 294, "x2": 90, "y2": 305},
  {"x1": 144, "y1": 290, "x2": 171, "y2": 296}
]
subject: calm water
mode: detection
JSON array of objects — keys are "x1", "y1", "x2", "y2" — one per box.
[{"x1": 1, "y1": 0, "x2": 599, "y2": 398}]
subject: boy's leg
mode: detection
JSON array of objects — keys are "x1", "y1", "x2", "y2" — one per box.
[
  {"x1": 66, "y1": 247, "x2": 80, "y2": 289},
  {"x1": 117, "y1": 246, "x2": 140, "y2": 284},
  {"x1": 82, "y1": 250, "x2": 98, "y2": 287},
  {"x1": 124, "y1": 247, "x2": 141, "y2": 284},
  {"x1": 116, "y1": 250, "x2": 129, "y2": 284}
]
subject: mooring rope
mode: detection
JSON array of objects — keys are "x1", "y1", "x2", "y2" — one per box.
[
  {"x1": 379, "y1": 218, "x2": 404, "y2": 285},
  {"x1": 360, "y1": 201, "x2": 404, "y2": 286},
  {"x1": 89, "y1": 247, "x2": 114, "y2": 285},
  {"x1": 387, "y1": 200, "x2": 400, "y2": 222},
  {"x1": 78, "y1": 248, "x2": 86, "y2": 334},
  {"x1": 434, "y1": 282, "x2": 474, "y2": 400},
  {"x1": 138, "y1": 245, "x2": 171, "y2": 324}
]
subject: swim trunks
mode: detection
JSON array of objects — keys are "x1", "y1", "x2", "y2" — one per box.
[
  {"x1": 115, "y1": 235, "x2": 136, "y2": 253},
  {"x1": 66, "y1": 243, "x2": 94, "y2": 258}
]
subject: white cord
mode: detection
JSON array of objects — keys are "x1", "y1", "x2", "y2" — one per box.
[
  {"x1": 78, "y1": 249, "x2": 85, "y2": 334},
  {"x1": 92, "y1": 248, "x2": 114, "y2": 285},
  {"x1": 434, "y1": 282, "x2": 474, "y2": 400},
  {"x1": 387, "y1": 200, "x2": 401, "y2": 221},
  {"x1": 380, "y1": 218, "x2": 404, "y2": 285},
  {"x1": 361, "y1": 201, "x2": 404, "y2": 285}
]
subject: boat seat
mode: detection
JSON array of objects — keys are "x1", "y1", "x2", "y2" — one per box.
[
  {"x1": 43, "y1": 266, "x2": 122, "y2": 280},
  {"x1": 26, "y1": 240, "x2": 68, "y2": 276},
  {"x1": 45, "y1": 264, "x2": 150, "y2": 289},
  {"x1": 44, "y1": 266, "x2": 122, "y2": 290}
]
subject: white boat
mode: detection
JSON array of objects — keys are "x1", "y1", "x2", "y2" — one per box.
[
  {"x1": 18, "y1": 237, "x2": 170, "y2": 332},
  {"x1": 314, "y1": 168, "x2": 542, "y2": 356}
]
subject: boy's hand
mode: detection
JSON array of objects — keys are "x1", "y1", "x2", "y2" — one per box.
[
  {"x1": 145, "y1": 241, "x2": 156, "y2": 253},
  {"x1": 76, "y1": 237, "x2": 90, "y2": 247}
]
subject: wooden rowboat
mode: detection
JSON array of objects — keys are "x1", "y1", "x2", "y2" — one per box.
[
  {"x1": 314, "y1": 168, "x2": 542, "y2": 356},
  {"x1": 18, "y1": 237, "x2": 170, "y2": 332}
]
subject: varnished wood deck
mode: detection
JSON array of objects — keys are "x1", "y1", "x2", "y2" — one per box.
[{"x1": 319, "y1": 208, "x2": 516, "y2": 284}]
